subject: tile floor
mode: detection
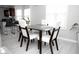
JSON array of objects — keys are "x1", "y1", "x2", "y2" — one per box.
[{"x1": 0, "y1": 28, "x2": 79, "y2": 54}]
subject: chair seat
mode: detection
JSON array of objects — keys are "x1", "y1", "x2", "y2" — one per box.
[
  {"x1": 37, "y1": 31, "x2": 56, "y2": 43},
  {"x1": 29, "y1": 33, "x2": 38, "y2": 40},
  {"x1": 42, "y1": 35, "x2": 50, "y2": 43},
  {"x1": 22, "y1": 30, "x2": 38, "y2": 40},
  {"x1": 37, "y1": 34, "x2": 52, "y2": 43}
]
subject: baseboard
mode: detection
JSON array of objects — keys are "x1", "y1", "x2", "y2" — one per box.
[{"x1": 58, "y1": 37, "x2": 77, "y2": 43}]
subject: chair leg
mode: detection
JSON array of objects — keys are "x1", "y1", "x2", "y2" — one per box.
[
  {"x1": 52, "y1": 41, "x2": 54, "y2": 46},
  {"x1": 20, "y1": 36, "x2": 23, "y2": 47},
  {"x1": 18, "y1": 33, "x2": 22, "y2": 42},
  {"x1": 26, "y1": 39, "x2": 30, "y2": 51},
  {"x1": 44, "y1": 42, "x2": 46, "y2": 46},
  {"x1": 33, "y1": 39, "x2": 35, "y2": 42},
  {"x1": 55, "y1": 39, "x2": 59, "y2": 50},
  {"x1": 31, "y1": 40, "x2": 33, "y2": 43},
  {"x1": 24, "y1": 38, "x2": 26, "y2": 42},
  {"x1": 48, "y1": 30, "x2": 51, "y2": 35},
  {"x1": 38, "y1": 40, "x2": 40, "y2": 49},
  {"x1": 30, "y1": 39, "x2": 35, "y2": 43},
  {"x1": 49, "y1": 42, "x2": 53, "y2": 54}
]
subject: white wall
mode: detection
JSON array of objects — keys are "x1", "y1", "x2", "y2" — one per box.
[
  {"x1": 0, "y1": 8, "x2": 4, "y2": 47},
  {"x1": 58, "y1": 5, "x2": 79, "y2": 42},
  {"x1": 14, "y1": 5, "x2": 46, "y2": 24},
  {"x1": 15, "y1": 5, "x2": 30, "y2": 20},
  {"x1": 30, "y1": 5, "x2": 46, "y2": 25},
  {"x1": 30, "y1": 5, "x2": 79, "y2": 42},
  {"x1": 58, "y1": 29, "x2": 77, "y2": 42},
  {"x1": 67, "y1": 5, "x2": 79, "y2": 29},
  {"x1": 0, "y1": 8, "x2": 4, "y2": 21},
  {"x1": 0, "y1": 5, "x2": 78, "y2": 42}
]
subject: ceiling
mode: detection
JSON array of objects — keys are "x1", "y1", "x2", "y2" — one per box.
[{"x1": 0, "y1": 5, "x2": 14, "y2": 8}]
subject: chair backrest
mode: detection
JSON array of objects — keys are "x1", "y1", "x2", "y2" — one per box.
[
  {"x1": 18, "y1": 20, "x2": 29, "y2": 38},
  {"x1": 18, "y1": 19, "x2": 27, "y2": 28},
  {"x1": 49, "y1": 27, "x2": 60, "y2": 42},
  {"x1": 49, "y1": 28, "x2": 55, "y2": 42},
  {"x1": 53, "y1": 27, "x2": 60, "y2": 40}
]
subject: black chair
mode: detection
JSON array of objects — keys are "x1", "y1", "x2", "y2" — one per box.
[
  {"x1": 52, "y1": 27, "x2": 60, "y2": 51},
  {"x1": 45, "y1": 27, "x2": 60, "y2": 50},
  {"x1": 18, "y1": 20, "x2": 38, "y2": 51},
  {"x1": 37, "y1": 27, "x2": 60, "y2": 54},
  {"x1": 37, "y1": 28, "x2": 55, "y2": 54}
]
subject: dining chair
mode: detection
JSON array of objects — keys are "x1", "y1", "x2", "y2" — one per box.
[
  {"x1": 18, "y1": 21, "x2": 35, "y2": 42},
  {"x1": 38, "y1": 27, "x2": 60, "y2": 54},
  {"x1": 18, "y1": 20, "x2": 30, "y2": 42},
  {"x1": 37, "y1": 28, "x2": 55, "y2": 54},
  {"x1": 18, "y1": 19, "x2": 29, "y2": 42},
  {"x1": 45, "y1": 27, "x2": 60, "y2": 50},
  {"x1": 18, "y1": 20, "x2": 38, "y2": 51},
  {"x1": 52, "y1": 27, "x2": 60, "y2": 51},
  {"x1": 18, "y1": 26, "x2": 22, "y2": 42}
]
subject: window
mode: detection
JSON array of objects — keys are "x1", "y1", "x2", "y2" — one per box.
[
  {"x1": 15, "y1": 8, "x2": 30, "y2": 21},
  {"x1": 24, "y1": 8, "x2": 30, "y2": 21},
  {"x1": 16, "y1": 9, "x2": 22, "y2": 20},
  {"x1": 45, "y1": 5, "x2": 68, "y2": 29}
]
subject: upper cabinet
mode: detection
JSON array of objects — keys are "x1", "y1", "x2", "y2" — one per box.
[
  {"x1": 4, "y1": 10, "x2": 9, "y2": 17},
  {"x1": 9, "y1": 8, "x2": 15, "y2": 16},
  {"x1": 4, "y1": 8, "x2": 15, "y2": 17}
]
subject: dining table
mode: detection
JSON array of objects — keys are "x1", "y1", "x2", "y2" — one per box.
[{"x1": 28, "y1": 24, "x2": 53, "y2": 54}]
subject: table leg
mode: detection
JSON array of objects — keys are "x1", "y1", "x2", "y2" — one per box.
[{"x1": 39, "y1": 30, "x2": 42, "y2": 54}]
